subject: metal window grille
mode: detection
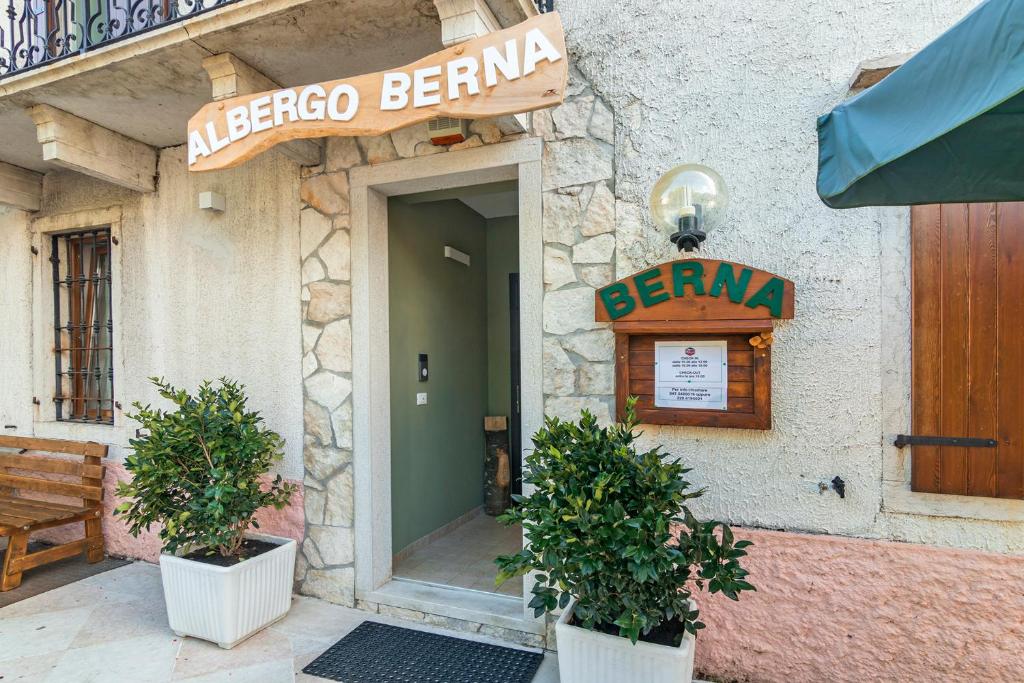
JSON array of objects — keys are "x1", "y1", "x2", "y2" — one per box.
[{"x1": 51, "y1": 228, "x2": 114, "y2": 424}]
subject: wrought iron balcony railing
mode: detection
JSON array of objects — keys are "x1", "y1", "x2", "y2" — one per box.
[
  {"x1": 2, "y1": 1, "x2": 554, "y2": 81},
  {"x1": 1, "y1": 0, "x2": 241, "y2": 79}
]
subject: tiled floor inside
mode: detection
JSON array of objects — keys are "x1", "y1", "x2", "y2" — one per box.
[
  {"x1": 0, "y1": 562, "x2": 559, "y2": 682},
  {"x1": 393, "y1": 513, "x2": 523, "y2": 597}
]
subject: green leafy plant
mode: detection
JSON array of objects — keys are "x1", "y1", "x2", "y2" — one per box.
[
  {"x1": 496, "y1": 398, "x2": 754, "y2": 644},
  {"x1": 116, "y1": 377, "x2": 296, "y2": 558}
]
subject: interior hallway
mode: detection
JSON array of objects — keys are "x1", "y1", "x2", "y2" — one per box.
[{"x1": 393, "y1": 513, "x2": 523, "y2": 597}]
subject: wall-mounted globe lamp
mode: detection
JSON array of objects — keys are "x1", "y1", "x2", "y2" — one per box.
[{"x1": 649, "y1": 164, "x2": 729, "y2": 252}]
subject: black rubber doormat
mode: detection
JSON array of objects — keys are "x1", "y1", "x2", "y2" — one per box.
[{"x1": 302, "y1": 621, "x2": 544, "y2": 683}]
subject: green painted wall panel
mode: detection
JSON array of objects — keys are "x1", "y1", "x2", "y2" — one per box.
[{"x1": 388, "y1": 199, "x2": 489, "y2": 554}]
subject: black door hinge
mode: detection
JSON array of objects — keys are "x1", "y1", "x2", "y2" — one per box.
[{"x1": 894, "y1": 435, "x2": 997, "y2": 449}]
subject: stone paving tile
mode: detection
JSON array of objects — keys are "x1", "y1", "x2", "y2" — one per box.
[
  {"x1": 46, "y1": 633, "x2": 181, "y2": 683},
  {"x1": 0, "y1": 562, "x2": 560, "y2": 682},
  {"x1": 0, "y1": 581, "x2": 131, "y2": 620},
  {"x1": 0, "y1": 652, "x2": 64, "y2": 681},
  {"x1": 267, "y1": 594, "x2": 366, "y2": 644},
  {"x1": 69, "y1": 595, "x2": 171, "y2": 649},
  {"x1": 0, "y1": 606, "x2": 92, "y2": 661},
  {"x1": 171, "y1": 628, "x2": 293, "y2": 680},
  {"x1": 177, "y1": 657, "x2": 295, "y2": 683}
]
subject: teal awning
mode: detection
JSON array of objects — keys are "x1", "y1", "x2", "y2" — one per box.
[{"x1": 817, "y1": 0, "x2": 1024, "y2": 208}]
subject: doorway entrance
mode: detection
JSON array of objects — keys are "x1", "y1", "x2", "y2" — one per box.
[
  {"x1": 386, "y1": 183, "x2": 522, "y2": 597},
  {"x1": 348, "y1": 138, "x2": 544, "y2": 632}
]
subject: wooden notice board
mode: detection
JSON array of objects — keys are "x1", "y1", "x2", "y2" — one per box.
[{"x1": 596, "y1": 259, "x2": 794, "y2": 429}]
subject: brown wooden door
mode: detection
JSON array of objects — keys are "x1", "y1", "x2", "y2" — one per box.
[{"x1": 911, "y1": 203, "x2": 1024, "y2": 499}]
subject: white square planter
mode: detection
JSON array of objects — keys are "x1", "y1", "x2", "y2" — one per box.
[
  {"x1": 159, "y1": 533, "x2": 296, "y2": 649},
  {"x1": 556, "y1": 601, "x2": 695, "y2": 683}
]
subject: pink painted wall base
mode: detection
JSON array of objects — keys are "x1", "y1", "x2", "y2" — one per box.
[
  {"x1": 33, "y1": 461, "x2": 305, "y2": 563},
  {"x1": 694, "y1": 528, "x2": 1024, "y2": 682}
]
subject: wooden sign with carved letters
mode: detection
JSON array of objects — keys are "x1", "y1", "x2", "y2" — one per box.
[
  {"x1": 596, "y1": 259, "x2": 795, "y2": 430},
  {"x1": 187, "y1": 12, "x2": 567, "y2": 172}
]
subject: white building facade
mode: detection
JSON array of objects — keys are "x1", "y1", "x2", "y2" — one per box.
[{"x1": 1, "y1": 1, "x2": 1021, "y2": 681}]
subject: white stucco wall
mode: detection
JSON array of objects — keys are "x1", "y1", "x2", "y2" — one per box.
[
  {"x1": 550, "y1": 0, "x2": 1024, "y2": 553},
  {"x1": 0, "y1": 207, "x2": 34, "y2": 432},
  {"x1": 0, "y1": 146, "x2": 305, "y2": 480},
  {"x1": 2, "y1": 0, "x2": 1019, "y2": 569}
]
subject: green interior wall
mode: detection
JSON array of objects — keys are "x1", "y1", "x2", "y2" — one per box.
[
  {"x1": 486, "y1": 216, "x2": 519, "y2": 419},
  {"x1": 388, "y1": 199, "x2": 490, "y2": 554}
]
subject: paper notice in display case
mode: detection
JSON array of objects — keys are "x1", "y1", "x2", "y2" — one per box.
[{"x1": 654, "y1": 340, "x2": 728, "y2": 410}]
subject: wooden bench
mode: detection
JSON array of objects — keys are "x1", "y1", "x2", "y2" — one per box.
[{"x1": 0, "y1": 435, "x2": 107, "y2": 591}]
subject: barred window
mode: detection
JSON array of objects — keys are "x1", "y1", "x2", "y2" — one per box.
[{"x1": 51, "y1": 228, "x2": 113, "y2": 424}]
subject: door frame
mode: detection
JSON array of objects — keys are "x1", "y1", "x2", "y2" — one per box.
[
  {"x1": 508, "y1": 272, "x2": 523, "y2": 495},
  {"x1": 349, "y1": 137, "x2": 544, "y2": 629}
]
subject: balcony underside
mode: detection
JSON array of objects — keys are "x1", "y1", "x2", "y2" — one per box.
[{"x1": 0, "y1": 0, "x2": 450, "y2": 174}]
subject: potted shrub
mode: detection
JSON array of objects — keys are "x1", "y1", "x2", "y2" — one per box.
[
  {"x1": 496, "y1": 399, "x2": 754, "y2": 683},
  {"x1": 116, "y1": 377, "x2": 297, "y2": 649}
]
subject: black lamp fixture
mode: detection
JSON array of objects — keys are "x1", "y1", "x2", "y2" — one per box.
[{"x1": 649, "y1": 163, "x2": 729, "y2": 252}]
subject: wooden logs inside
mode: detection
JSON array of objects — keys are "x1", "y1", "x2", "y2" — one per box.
[{"x1": 484, "y1": 416, "x2": 512, "y2": 516}]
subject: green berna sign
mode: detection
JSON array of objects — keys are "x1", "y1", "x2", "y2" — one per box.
[{"x1": 595, "y1": 259, "x2": 795, "y2": 323}]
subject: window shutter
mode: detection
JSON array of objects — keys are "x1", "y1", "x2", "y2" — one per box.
[{"x1": 911, "y1": 203, "x2": 1024, "y2": 499}]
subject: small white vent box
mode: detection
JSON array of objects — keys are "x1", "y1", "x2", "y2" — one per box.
[{"x1": 428, "y1": 117, "x2": 467, "y2": 146}]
